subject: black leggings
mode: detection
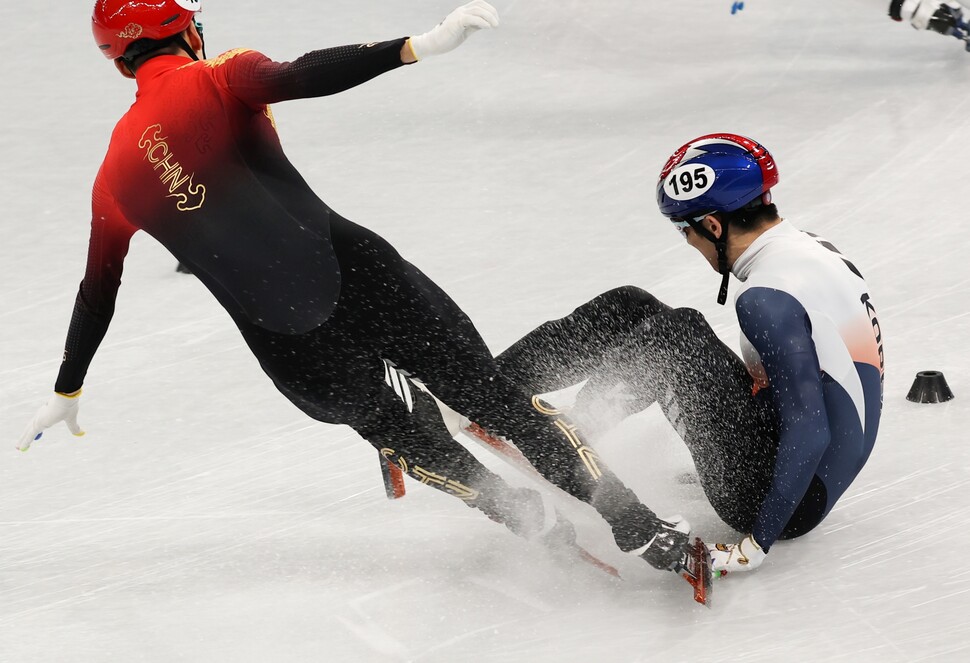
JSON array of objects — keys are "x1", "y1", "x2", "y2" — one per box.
[
  {"x1": 235, "y1": 217, "x2": 661, "y2": 547},
  {"x1": 496, "y1": 286, "x2": 825, "y2": 539}
]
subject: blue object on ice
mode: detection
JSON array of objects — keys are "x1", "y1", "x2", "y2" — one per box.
[
  {"x1": 34, "y1": 433, "x2": 42, "y2": 440},
  {"x1": 732, "y1": 1, "x2": 745, "y2": 14}
]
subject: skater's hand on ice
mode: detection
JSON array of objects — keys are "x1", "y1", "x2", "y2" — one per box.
[
  {"x1": 709, "y1": 534, "x2": 766, "y2": 575},
  {"x1": 16, "y1": 391, "x2": 85, "y2": 452},
  {"x1": 407, "y1": 1, "x2": 499, "y2": 61}
]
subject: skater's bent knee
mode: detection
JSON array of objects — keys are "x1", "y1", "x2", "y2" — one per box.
[
  {"x1": 593, "y1": 286, "x2": 669, "y2": 319},
  {"x1": 670, "y1": 307, "x2": 707, "y2": 326},
  {"x1": 652, "y1": 306, "x2": 709, "y2": 330}
]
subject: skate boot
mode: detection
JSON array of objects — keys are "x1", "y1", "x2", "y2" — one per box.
[
  {"x1": 629, "y1": 515, "x2": 692, "y2": 573},
  {"x1": 613, "y1": 507, "x2": 713, "y2": 605},
  {"x1": 611, "y1": 504, "x2": 691, "y2": 572}
]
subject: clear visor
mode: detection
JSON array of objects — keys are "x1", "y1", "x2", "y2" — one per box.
[
  {"x1": 670, "y1": 218, "x2": 691, "y2": 239},
  {"x1": 670, "y1": 210, "x2": 717, "y2": 239},
  {"x1": 670, "y1": 215, "x2": 704, "y2": 239}
]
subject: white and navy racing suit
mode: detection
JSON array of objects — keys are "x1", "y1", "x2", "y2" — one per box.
[
  {"x1": 731, "y1": 221, "x2": 883, "y2": 548},
  {"x1": 495, "y1": 220, "x2": 884, "y2": 549}
]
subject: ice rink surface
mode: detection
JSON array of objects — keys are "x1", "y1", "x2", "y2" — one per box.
[{"x1": 2, "y1": 0, "x2": 970, "y2": 660}]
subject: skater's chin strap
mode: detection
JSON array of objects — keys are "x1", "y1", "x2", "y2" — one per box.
[
  {"x1": 174, "y1": 18, "x2": 207, "y2": 62},
  {"x1": 193, "y1": 17, "x2": 208, "y2": 60},
  {"x1": 714, "y1": 223, "x2": 731, "y2": 306},
  {"x1": 685, "y1": 215, "x2": 732, "y2": 306}
]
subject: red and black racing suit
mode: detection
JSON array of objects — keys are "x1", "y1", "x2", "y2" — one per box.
[{"x1": 54, "y1": 42, "x2": 664, "y2": 549}]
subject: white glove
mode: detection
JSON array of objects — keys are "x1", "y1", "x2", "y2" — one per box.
[
  {"x1": 407, "y1": 1, "x2": 499, "y2": 61},
  {"x1": 709, "y1": 534, "x2": 767, "y2": 575},
  {"x1": 17, "y1": 391, "x2": 86, "y2": 452},
  {"x1": 892, "y1": 1, "x2": 965, "y2": 33}
]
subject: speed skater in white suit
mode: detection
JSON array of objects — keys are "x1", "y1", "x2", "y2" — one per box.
[{"x1": 492, "y1": 134, "x2": 885, "y2": 577}]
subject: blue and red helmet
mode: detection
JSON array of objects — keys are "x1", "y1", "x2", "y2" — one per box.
[{"x1": 656, "y1": 133, "x2": 778, "y2": 223}]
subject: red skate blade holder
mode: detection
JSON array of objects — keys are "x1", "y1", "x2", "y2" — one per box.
[{"x1": 680, "y1": 537, "x2": 713, "y2": 607}]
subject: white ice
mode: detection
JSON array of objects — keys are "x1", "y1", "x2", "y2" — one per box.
[{"x1": 2, "y1": 0, "x2": 970, "y2": 660}]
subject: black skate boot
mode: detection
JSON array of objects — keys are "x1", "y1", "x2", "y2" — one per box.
[{"x1": 611, "y1": 503, "x2": 691, "y2": 572}]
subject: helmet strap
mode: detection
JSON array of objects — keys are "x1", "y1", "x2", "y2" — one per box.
[
  {"x1": 120, "y1": 25, "x2": 202, "y2": 71},
  {"x1": 193, "y1": 18, "x2": 208, "y2": 60},
  {"x1": 687, "y1": 215, "x2": 731, "y2": 306},
  {"x1": 715, "y1": 223, "x2": 731, "y2": 306},
  {"x1": 175, "y1": 34, "x2": 200, "y2": 61}
]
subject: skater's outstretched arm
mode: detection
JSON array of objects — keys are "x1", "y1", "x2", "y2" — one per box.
[{"x1": 215, "y1": 1, "x2": 499, "y2": 107}]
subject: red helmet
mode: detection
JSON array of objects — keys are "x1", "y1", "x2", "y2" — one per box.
[{"x1": 92, "y1": 0, "x2": 201, "y2": 60}]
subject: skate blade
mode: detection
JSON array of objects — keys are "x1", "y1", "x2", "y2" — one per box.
[
  {"x1": 680, "y1": 537, "x2": 713, "y2": 607},
  {"x1": 378, "y1": 453, "x2": 407, "y2": 500},
  {"x1": 574, "y1": 545, "x2": 621, "y2": 578}
]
